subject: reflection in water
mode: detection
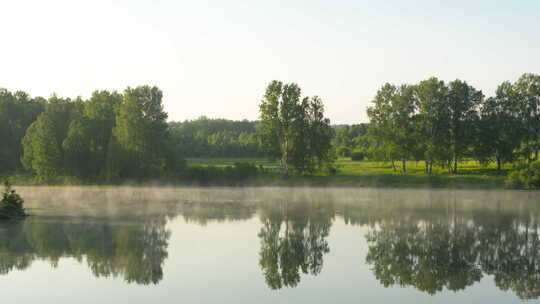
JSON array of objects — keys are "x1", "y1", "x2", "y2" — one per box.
[
  {"x1": 1, "y1": 187, "x2": 539, "y2": 300},
  {"x1": 258, "y1": 201, "x2": 333, "y2": 289},
  {"x1": 360, "y1": 198, "x2": 540, "y2": 300},
  {"x1": 0, "y1": 217, "x2": 170, "y2": 284}
]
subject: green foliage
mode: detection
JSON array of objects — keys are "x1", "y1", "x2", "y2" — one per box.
[
  {"x1": 182, "y1": 162, "x2": 258, "y2": 185},
  {"x1": 259, "y1": 81, "x2": 335, "y2": 176},
  {"x1": 367, "y1": 83, "x2": 419, "y2": 172},
  {"x1": 62, "y1": 91, "x2": 121, "y2": 179},
  {"x1": 475, "y1": 83, "x2": 522, "y2": 169},
  {"x1": 4, "y1": 73, "x2": 540, "y2": 184},
  {"x1": 506, "y1": 161, "x2": 540, "y2": 189},
  {"x1": 21, "y1": 114, "x2": 62, "y2": 181},
  {"x1": 106, "y1": 86, "x2": 172, "y2": 180},
  {"x1": 415, "y1": 77, "x2": 450, "y2": 174},
  {"x1": 333, "y1": 124, "x2": 369, "y2": 158},
  {"x1": 351, "y1": 150, "x2": 366, "y2": 161},
  {"x1": 168, "y1": 117, "x2": 264, "y2": 158},
  {"x1": 0, "y1": 180, "x2": 27, "y2": 219},
  {"x1": 0, "y1": 89, "x2": 44, "y2": 174},
  {"x1": 513, "y1": 74, "x2": 540, "y2": 161},
  {"x1": 16, "y1": 86, "x2": 182, "y2": 183}
]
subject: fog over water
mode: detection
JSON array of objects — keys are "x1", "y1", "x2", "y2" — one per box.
[{"x1": 1, "y1": 187, "x2": 539, "y2": 303}]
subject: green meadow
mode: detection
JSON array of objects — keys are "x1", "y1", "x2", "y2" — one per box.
[{"x1": 186, "y1": 158, "x2": 508, "y2": 189}]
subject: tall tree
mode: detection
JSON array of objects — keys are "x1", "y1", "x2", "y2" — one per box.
[
  {"x1": 0, "y1": 89, "x2": 44, "y2": 173},
  {"x1": 20, "y1": 95, "x2": 79, "y2": 180},
  {"x1": 106, "y1": 86, "x2": 170, "y2": 179},
  {"x1": 514, "y1": 73, "x2": 540, "y2": 161},
  {"x1": 259, "y1": 81, "x2": 301, "y2": 176},
  {"x1": 63, "y1": 90, "x2": 121, "y2": 179},
  {"x1": 446, "y1": 80, "x2": 483, "y2": 174},
  {"x1": 367, "y1": 84, "x2": 400, "y2": 170},
  {"x1": 259, "y1": 81, "x2": 334, "y2": 176},
  {"x1": 367, "y1": 84, "x2": 417, "y2": 172},
  {"x1": 475, "y1": 82, "x2": 522, "y2": 170},
  {"x1": 21, "y1": 114, "x2": 62, "y2": 181},
  {"x1": 291, "y1": 96, "x2": 335, "y2": 174},
  {"x1": 415, "y1": 77, "x2": 450, "y2": 174}
]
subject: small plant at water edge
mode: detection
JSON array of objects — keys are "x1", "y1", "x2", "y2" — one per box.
[
  {"x1": 0, "y1": 180, "x2": 28, "y2": 220},
  {"x1": 506, "y1": 161, "x2": 540, "y2": 189}
]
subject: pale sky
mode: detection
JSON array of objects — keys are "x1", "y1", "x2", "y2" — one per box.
[{"x1": 1, "y1": 0, "x2": 539, "y2": 124}]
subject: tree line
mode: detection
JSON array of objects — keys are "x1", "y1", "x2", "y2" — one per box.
[
  {"x1": 366, "y1": 74, "x2": 540, "y2": 173},
  {"x1": 0, "y1": 82, "x2": 333, "y2": 181},
  {"x1": 168, "y1": 117, "x2": 264, "y2": 158},
  {"x1": 1, "y1": 74, "x2": 539, "y2": 181},
  {"x1": 1, "y1": 86, "x2": 180, "y2": 182}
]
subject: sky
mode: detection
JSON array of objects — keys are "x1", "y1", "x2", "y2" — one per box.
[{"x1": 1, "y1": 0, "x2": 539, "y2": 124}]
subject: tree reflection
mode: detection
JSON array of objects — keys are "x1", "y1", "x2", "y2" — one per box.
[
  {"x1": 2, "y1": 187, "x2": 540, "y2": 299},
  {"x1": 0, "y1": 216, "x2": 170, "y2": 284},
  {"x1": 258, "y1": 201, "x2": 333, "y2": 289},
  {"x1": 474, "y1": 212, "x2": 540, "y2": 300},
  {"x1": 365, "y1": 217, "x2": 482, "y2": 294},
  {"x1": 362, "y1": 203, "x2": 540, "y2": 300}
]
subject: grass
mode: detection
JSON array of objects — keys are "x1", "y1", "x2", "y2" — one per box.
[
  {"x1": 4, "y1": 158, "x2": 509, "y2": 189},
  {"x1": 186, "y1": 157, "x2": 509, "y2": 189},
  {"x1": 186, "y1": 158, "x2": 279, "y2": 168}
]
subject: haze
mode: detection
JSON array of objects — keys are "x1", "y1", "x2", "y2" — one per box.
[{"x1": 1, "y1": 0, "x2": 539, "y2": 124}]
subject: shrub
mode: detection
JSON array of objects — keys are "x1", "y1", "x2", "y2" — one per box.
[
  {"x1": 506, "y1": 161, "x2": 540, "y2": 189},
  {"x1": 338, "y1": 147, "x2": 351, "y2": 157},
  {"x1": 351, "y1": 150, "x2": 366, "y2": 161},
  {"x1": 182, "y1": 162, "x2": 258, "y2": 185},
  {"x1": 0, "y1": 180, "x2": 28, "y2": 220}
]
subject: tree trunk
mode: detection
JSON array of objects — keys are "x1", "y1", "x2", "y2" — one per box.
[
  {"x1": 391, "y1": 160, "x2": 396, "y2": 172},
  {"x1": 496, "y1": 156, "x2": 502, "y2": 172},
  {"x1": 453, "y1": 154, "x2": 458, "y2": 175},
  {"x1": 402, "y1": 159, "x2": 407, "y2": 173},
  {"x1": 281, "y1": 138, "x2": 289, "y2": 178}
]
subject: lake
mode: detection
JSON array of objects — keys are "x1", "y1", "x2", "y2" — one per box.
[{"x1": 1, "y1": 187, "x2": 539, "y2": 303}]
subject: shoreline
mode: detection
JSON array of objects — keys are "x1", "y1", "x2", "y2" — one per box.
[{"x1": 4, "y1": 173, "x2": 510, "y2": 190}]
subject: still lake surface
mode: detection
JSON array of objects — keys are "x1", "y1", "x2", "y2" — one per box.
[{"x1": 1, "y1": 187, "x2": 540, "y2": 303}]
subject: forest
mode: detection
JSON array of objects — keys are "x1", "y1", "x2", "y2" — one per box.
[{"x1": 0, "y1": 74, "x2": 539, "y2": 188}]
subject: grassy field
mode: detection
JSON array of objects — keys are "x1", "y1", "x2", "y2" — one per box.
[
  {"x1": 4, "y1": 158, "x2": 510, "y2": 189},
  {"x1": 186, "y1": 157, "x2": 509, "y2": 189}
]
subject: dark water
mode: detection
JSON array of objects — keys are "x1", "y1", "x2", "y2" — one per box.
[{"x1": 1, "y1": 187, "x2": 540, "y2": 303}]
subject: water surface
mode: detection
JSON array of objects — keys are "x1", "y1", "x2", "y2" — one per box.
[{"x1": 1, "y1": 187, "x2": 539, "y2": 303}]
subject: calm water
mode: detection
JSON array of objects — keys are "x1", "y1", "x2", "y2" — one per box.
[{"x1": 1, "y1": 187, "x2": 540, "y2": 303}]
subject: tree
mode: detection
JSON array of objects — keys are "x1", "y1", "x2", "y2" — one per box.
[
  {"x1": 367, "y1": 84, "x2": 417, "y2": 172},
  {"x1": 446, "y1": 80, "x2": 483, "y2": 174},
  {"x1": 63, "y1": 90, "x2": 120, "y2": 179},
  {"x1": 106, "y1": 86, "x2": 170, "y2": 179},
  {"x1": 514, "y1": 74, "x2": 540, "y2": 162},
  {"x1": 21, "y1": 114, "x2": 62, "y2": 181},
  {"x1": 259, "y1": 81, "x2": 301, "y2": 176},
  {"x1": 475, "y1": 82, "x2": 522, "y2": 170},
  {"x1": 259, "y1": 81, "x2": 334, "y2": 176},
  {"x1": 290, "y1": 96, "x2": 335, "y2": 174},
  {"x1": 0, "y1": 89, "x2": 44, "y2": 174},
  {"x1": 414, "y1": 77, "x2": 450, "y2": 174},
  {"x1": 20, "y1": 95, "x2": 79, "y2": 181}
]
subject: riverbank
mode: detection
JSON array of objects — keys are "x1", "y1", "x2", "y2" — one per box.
[{"x1": 3, "y1": 159, "x2": 508, "y2": 189}]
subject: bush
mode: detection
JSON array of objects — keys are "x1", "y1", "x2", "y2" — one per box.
[
  {"x1": 506, "y1": 161, "x2": 540, "y2": 189},
  {"x1": 182, "y1": 162, "x2": 258, "y2": 185},
  {"x1": 0, "y1": 180, "x2": 28, "y2": 220},
  {"x1": 338, "y1": 147, "x2": 351, "y2": 157},
  {"x1": 351, "y1": 151, "x2": 366, "y2": 161}
]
